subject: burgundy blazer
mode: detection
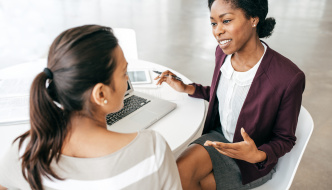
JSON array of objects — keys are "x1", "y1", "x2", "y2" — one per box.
[{"x1": 189, "y1": 41, "x2": 305, "y2": 184}]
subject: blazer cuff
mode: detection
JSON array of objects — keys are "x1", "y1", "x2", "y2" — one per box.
[
  {"x1": 256, "y1": 144, "x2": 277, "y2": 171},
  {"x1": 188, "y1": 83, "x2": 199, "y2": 98},
  {"x1": 255, "y1": 158, "x2": 268, "y2": 170}
]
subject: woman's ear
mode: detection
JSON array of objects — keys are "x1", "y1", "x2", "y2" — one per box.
[
  {"x1": 251, "y1": 16, "x2": 259, "y2": 27},
  {"x1": 91, "y1": 83, "x2": 108, "y2": 106}
]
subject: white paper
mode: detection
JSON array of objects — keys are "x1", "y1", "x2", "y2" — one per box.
[
  {"x1": 0, "y1": 77, "x2": 34, "y2": 98},
  {"x1": 0, "y1": 96, "x2": 29, "y2": 125},
  {"x1": 0, "y1": 77, "x2": 33, "y2": 125}
]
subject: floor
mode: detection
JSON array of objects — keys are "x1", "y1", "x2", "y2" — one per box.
[{"x1": 0, "y1": 0, "x2": 331, "y2": 189}]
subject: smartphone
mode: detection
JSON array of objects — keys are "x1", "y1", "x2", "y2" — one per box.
[{"x1": 127, "y1": 70, "x2": 151, "y2": 84}]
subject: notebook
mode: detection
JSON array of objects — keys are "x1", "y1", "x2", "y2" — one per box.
[
  {"x1": 106, "y1": 78, "x2": 176, "y2": 133},
  {"x1": 0, "y1": 77, "x2": 32, "y2": 126}
]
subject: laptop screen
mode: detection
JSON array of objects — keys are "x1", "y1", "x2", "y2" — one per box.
[
  {"x1": 127, "y1": 81, "x2": 131, "y2": 91},
  {"x1": 125, "y1": 79, "x2": 134, "y2": 96}
]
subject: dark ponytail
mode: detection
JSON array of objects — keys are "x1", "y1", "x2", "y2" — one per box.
[
  {"x1": 207, "y1": 0, "x2": 276, "y2": 38},
  {"x1": 16, "y1": 72, "x2": 67, "y2": 189},
  {"x1": 257, "y1": 17, "x2": 276, "y2": 38},
  {"x1": 15, "y1": 25, "x2": 119, "y2": 190}
]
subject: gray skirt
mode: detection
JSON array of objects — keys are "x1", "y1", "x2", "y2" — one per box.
[{"x1": 191, "y1": 128, "x2": 276, "y2": 190}]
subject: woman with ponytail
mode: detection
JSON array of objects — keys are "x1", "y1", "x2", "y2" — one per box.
[
  {"x1": 0, "y1": 25, "x2": 181, "y2": 190},
  {"x1": 156, "y1": 0, "x2": 305, "y2": 189}
]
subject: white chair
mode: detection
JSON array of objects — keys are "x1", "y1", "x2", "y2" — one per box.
[
  {"x1": 253, "y1": 106, "x2": 314, "y2": 190},
  {"x1": 113, "y1": 28, "x2": 138, "y2": 61}
]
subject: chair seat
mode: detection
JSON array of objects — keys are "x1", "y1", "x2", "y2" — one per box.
[{"x1": 253, "y1": 106, "x2": 314, "y2": 190}]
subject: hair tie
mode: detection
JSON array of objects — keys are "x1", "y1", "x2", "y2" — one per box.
[{"x1": 43, "y1": 68, "x2": 53, "y2": 79}]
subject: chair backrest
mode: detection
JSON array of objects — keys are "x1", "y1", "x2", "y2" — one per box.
[
  {"x1": 113, "y1": 28, "x2": 138, "y2": 61},
  {"x1": 253, "y1": 106, "x2": 314, "y2": 190}
]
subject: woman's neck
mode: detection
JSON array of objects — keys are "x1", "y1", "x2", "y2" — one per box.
[
  {"x1": 231, "y1": 38, "x2": 265, "y2": 72},
  {"x1": 61, "y1": 114, "x2": 109, "y2": 156},
  {"x1": 69, "y1": 113, "x2": 107, "y2": 130},
  {"x1": 61, "y1": 114, "x2": 137, "y2": 158}
]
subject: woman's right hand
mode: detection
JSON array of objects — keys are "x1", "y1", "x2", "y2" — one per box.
[{"x1": 154, "y1": 70, "x2": 195, "y2": 94}]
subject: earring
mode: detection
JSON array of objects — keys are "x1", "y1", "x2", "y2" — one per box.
[
  {"x1": 253, "y1": 24, "x2": 256, "y2": 27},
  {"x1": 103, "y1": 99, "x2": 108, "y2": 104}
]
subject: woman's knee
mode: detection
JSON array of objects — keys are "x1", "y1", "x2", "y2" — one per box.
[
  {"x1": 176, "y1": 144, "x2": 213, "y2": 179},
  {"x1": 176, "y1": 144, "x2": 204, "y2": 170},
  {"x1": 176, "y1": 148, "x2": 196, "y2": 180}
]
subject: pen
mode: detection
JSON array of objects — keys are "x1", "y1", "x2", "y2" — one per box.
[{"x1": 153, "y1": 70, "x2": 183, "y2": 81}]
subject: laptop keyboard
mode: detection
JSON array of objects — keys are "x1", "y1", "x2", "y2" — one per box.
[{"x1": 106, "y1": 95, "x2": 151, "y2": 125}]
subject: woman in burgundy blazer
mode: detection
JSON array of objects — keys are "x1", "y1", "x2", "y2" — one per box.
[
  {"x1": 156, "y1": 0, "x2": 305, "y2": 189},
  {"x1": 190, "y1": 41, "x2": 305, "y2": 184}
]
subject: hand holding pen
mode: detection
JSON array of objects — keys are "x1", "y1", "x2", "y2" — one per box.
[
  {"x1": 153, "y1": 70, "x2": 196, "y2": 94},
  {"x1": 153, "y1": 70, "x2": 182, "y2": 81},
  {"x1": 153, "y1": 70, "x2": 190, "y2": 93},
  {"x1": 153, "y1": 70, "x2": 196, "y2": 95}
]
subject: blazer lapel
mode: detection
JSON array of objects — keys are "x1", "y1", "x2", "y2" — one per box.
[
  {"x1": 211, "y1": 47, "x2": 227, "y2": 98},
  {"x1": 233, "y1": 42, "x2": 274, "y2": 142},
  {"x1": 203, "y1": 47, "x2": 227, "y2": 134}
]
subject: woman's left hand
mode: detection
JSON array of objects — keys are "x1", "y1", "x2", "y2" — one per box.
[{"x1": 204, "y1": 128, "x2": 266, "y2": 163}]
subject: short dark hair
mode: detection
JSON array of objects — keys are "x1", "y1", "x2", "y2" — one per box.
[{"x1": 208, "y1": 0, "x2": 276, "y2": 38}]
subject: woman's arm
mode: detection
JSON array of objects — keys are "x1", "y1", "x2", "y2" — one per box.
[
  {"x1": 154, "y1": 70, "x2": 212, "y2": 101},
  {"x1": 158, "y1": 143, "x2": 182, "y2": 189},
  {"x1": 0, "y1": 185, "x2": 7, "y2": 190},
  {"x1": 204, "y1": 128, "x2": 267, "y2": 164},
  {"x1": 153, "y1": 132, "x2": 182, "y2": 190},
  {"x1": 205, "y1": 72, "x2": 305, "y2": 167},
  {"x1": 257, "y1": 72, "x2": 305, "y2": 169},
  {"x1": 188, "y1": 83, "x2": 211, "y2": 101}
]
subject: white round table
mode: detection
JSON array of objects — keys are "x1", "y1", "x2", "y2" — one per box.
[{"x1": 0, "y1": 59, "x2": 206, "y2": 158}]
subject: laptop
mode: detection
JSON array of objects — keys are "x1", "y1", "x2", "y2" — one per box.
[{"x1": 106, "y1": 78, "x2": 176, "y2": 133}]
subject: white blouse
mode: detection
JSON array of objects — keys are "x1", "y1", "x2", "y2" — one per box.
[{"x1": 216, "y1": 43, "x2": 267, "y2": 142}]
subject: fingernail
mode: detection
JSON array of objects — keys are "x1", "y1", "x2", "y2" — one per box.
[
  {"x1": 212, "y1": 142, "x2": 217, "y2": 145},
  {"x1": 241, "y1": 128, "x2": 245, "y2": 132}
]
